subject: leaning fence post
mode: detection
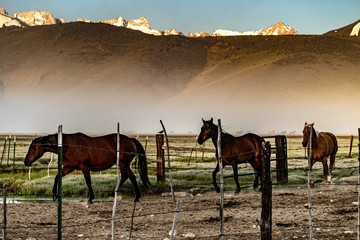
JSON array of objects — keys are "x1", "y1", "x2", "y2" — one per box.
[
  {"x1": 58, "y1": 125, "x2": 63, "y2": 240},
  {"x1": 170, "y1": 199, "x2": 180, "y2": 240},
  {"x1": 217, "y1": 119, "x2": 224, "y2": 240},
  {"x1": 160, "y1": 120, "x2": 175, "y2": 203},
  {"x1": 0, "y1": 137, "x2": 7, "y2": 165},
  {"x1": 307, "y1": 125, "x2": 314, "y2": 240},
  {"x1": 261, "y1": 141, "x2": 272, "y2": 240},
  {"x1": 2, "y1": 180, "x2": 6, "y2": 240},
  {"x1": 348, "y1": 135, "x2": 354, "y2": 158},
  {"x1": 112, "y1": 123, "x2": 121, "y2": 240}
]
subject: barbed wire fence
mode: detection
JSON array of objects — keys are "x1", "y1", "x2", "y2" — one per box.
[{"x1": 0, "y1": 125, "x2": 359, "y2": 239}]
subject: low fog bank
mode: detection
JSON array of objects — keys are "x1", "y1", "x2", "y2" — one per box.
[{"x1": 1, "y1": 92, "x2": 359, "y2": 136}]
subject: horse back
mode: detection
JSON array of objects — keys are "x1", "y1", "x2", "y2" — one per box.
[{"x1": 319, "y1": 132, "x2": 338, "y2": 155}]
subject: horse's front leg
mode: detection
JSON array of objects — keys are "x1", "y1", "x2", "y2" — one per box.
[
  {"x1": 212, "y1": 163, "x2": 220, "y2": 193},
  {"x1": 322, "y1": 157, "x2": 331, "y2": 184},
  {"x1": 232, "y1": 164, "x2": 241, "y2": 194},
  {"x1": 52, "y1": 167, "x2": 74, "y2": 201},
  {"x1": 309, "y1": 158, "x2": 316, "y2": 187}
]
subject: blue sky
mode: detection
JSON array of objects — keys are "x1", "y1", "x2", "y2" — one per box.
[{"x1": 2, "y1": 0, "x2": 360, "y2": 34}]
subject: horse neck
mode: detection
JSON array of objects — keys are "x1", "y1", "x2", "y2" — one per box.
[
  {"x1": 310, "y1": 127, "x2": 319, "y2": 148},
  {"x1": 42, "y1": 135, "x2": 59, "y2": 154}
]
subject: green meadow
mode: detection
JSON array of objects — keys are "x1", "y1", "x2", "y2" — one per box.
[{"x1": 0, "y1": 134, "x2": 358, "y2": 201}]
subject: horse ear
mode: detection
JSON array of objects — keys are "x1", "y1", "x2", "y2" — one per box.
[
  {"x1": 210, "y1": 117, "x2": 213, "y2": 123},
  {"x1": 304, "y1": 122, "x2": 307, "y2": 126},
  {"x1": 202, "y1": 118, "x2": 205, "y2": 124},
  {"x1": 310, "y1": 122, "x2": 314, "y2": 126}
]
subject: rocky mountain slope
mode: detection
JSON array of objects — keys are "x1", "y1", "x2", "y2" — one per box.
[
  {"x1": 324, "y1": 19, "x2": 360, "y2": 36},
  {"x1": 0, "y1": 22, "x2": 359, "y2": 133}
]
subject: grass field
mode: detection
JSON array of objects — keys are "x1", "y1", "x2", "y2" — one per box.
[{"x1": 0, "y1": 134, "x2": 358, "y2": 201}]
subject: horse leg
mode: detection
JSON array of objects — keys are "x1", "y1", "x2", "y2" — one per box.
[
  {"x1": 80, "y1": 167, "x2": 94, "y2": 204},
  {"x1": 232, "y1": 164, "x2": 241, "y2": 194},
  {"x1": 52, "y1": 167, "x2": 74, "y2": 201},
  {"x1": 254, "y1": 170, "x2": 261, "y2": 192},
  {"x1": 322, "y1": 157, "x2": 331, "y2": 185},
  {"x1": 212, "y1": 163, "x2": 220, "y2": 193},
  {"x1": 309, "y1": 159, "x2": 316, "y2": 187},
  {"x1": 128, "y1": 168, "x2": 141, "y2": 202}
]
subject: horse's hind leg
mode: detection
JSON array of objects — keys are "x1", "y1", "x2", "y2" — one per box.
[
  {"x1": 212, "y1": 163, "x2": 220, "y2": 193},
  {"x1": 81, "y1": 167, "x2": 95, "y2": 204},
  {"x1": 322, "y1": 158, "x2": 331, "y2": 184},
  {"x1": 232, "y1": 164, "x2": 241, "y2": 194},
  {"x1": 125, "y1": 167, "x2": 141, "y2": 202}
]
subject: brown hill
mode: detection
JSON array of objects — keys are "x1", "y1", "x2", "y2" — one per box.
[
  {"x1": 324, "y1": 19, "x2": 360, "y2": 36},
  {"x1": 0, "y1": 22, "x2": 360, "y2": 133}
]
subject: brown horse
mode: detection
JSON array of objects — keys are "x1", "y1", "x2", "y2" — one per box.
[
  {"x1": 197, "y1": 118, "x2": 265, "y2": 193},
  {"x1": 24, "y1": 133, "x2": 151, "y2": 203},
  {"x1": 302, "y1": 122, "x2": 338, "y2": 184}
]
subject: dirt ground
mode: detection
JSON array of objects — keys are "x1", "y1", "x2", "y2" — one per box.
[{"x1": 1, "y1": 177, "x2": 359, "y2": 240}]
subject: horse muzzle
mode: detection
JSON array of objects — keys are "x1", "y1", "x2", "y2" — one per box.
[
  {"x1": 302, "y1": 141, "x2": 307, "y2": 147},
  {"x1": 24, "y1": 159, "x2": 32, "y2": 167}
]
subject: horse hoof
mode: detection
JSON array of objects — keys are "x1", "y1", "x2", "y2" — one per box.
[
  {"x1": 253, "y1": 187, "x2": 259, "y2": 192},
  {"x1": 215, "y1": 187, "x2": 220, "y2": 193},
  {"x1": 234, "y1": 190, "x2": 241, "y2": 195},
  {"x1": 87, "y1": 200, "x2": 93, "y2": 205}
]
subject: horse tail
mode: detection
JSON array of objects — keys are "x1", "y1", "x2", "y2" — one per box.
[
  {"x1": 132, "y1": 138, "x2": 151, "y2": 187},
  {"x1": 328, "y1": 133, "x2": 338, "y2": 172}
]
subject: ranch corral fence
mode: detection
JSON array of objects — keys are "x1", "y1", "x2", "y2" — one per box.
[
  {"x1": 0, "y1": 125, "x2": 360, "y2": 239},
  {"x1": 156, "y1": 134, "x2": 288, "y2": 188}
]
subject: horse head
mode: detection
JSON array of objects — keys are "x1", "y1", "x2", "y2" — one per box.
[
  {"x1": 302, "y1": 122, "x2": 314, "y2": 147},
  {"x1": 24, "y1": 135, "x2": 57, "y2": 166},
  {"x1": 198, "y1": 118, "x2": 217, "y2": 145}
]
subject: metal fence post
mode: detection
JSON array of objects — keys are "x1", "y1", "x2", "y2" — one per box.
[
  {"x1": 112, "y1": 123, "x2": 121, "y2": 240},
  {"x1": 217, "y1": 119, "x2": 224, "y2": 240},
  {"x1": 160, "y1": 120, "x2": 176, "y2": 203},
  {"x1": 2, "y1": 180, "x2": 6, "y2": 240},
  {"x1": 307, "y1": 125, "x2": 313, "y2": 240},
  {"x1": 58, "y1": 125, "x2": 63, "y2": 240}
]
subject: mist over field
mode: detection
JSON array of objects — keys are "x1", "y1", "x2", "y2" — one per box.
[{"x1": 1, "y1": 23, "x2": 360, "y2": 135}]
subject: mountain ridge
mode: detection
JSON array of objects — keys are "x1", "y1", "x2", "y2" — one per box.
[{"x1": 0, "y1": 7, "x2": 299, "y2": 36}]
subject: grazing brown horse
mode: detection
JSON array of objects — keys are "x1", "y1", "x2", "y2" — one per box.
[
  {"x1": 302, "y1": 122, "x2": 338, "y2": 184},
  {"x1": 197, "y1": 118, "x2": 265, "y2": 193},
  {"x1": 24, "y1": 133, "x2": 151, "y2": 203}
]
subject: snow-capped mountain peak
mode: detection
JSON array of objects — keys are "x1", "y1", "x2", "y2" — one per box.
[{"x1": 212, "y1": 21, "x2": 299, "y2": 37}]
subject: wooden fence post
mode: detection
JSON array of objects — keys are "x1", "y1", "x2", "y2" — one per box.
[
  {"x1": 275, "y1": 136, "x2": 287, "y2": 183},
  {"x1": 348, "y1": 135, "x2": 353, "y2": 158},
  {"x1": 156, "y1": 134, "x2": 165, "y2": 183},
  {"x1": 7, "y1": 135, "x2": 11, "y2": 167},
  {"x1": 261, "y1": 141, "x2": 272, "y2": 240},
  {"x1": 1, "y1": 137, "x2": 7, "y2": 165}
]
